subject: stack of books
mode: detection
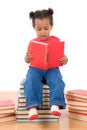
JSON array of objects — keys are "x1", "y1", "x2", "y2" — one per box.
[
  {"x1": 66, "y1": 89, "x2": 87, "y2": 122},
  {"x1": 0, "y1": 100, "x2": 16, "y2": 123},
  {"x1": 16, "y1": 80, "x2": 59, "y2": 122}
]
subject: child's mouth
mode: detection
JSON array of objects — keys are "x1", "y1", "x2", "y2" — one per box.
[{"x1": 40, "y1": 35, "x2": 47, "y2": 39}]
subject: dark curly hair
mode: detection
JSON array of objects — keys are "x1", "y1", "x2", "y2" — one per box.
[{"x1": 29, "y1": 8, "x2": 54, "y2": 27}]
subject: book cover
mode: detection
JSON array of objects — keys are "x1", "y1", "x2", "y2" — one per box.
[
  {"x1": 29, "y1": 40, "x2": 64, "y2": 70},
  {"x1": 47, "y1": 41, "x2": 64, "y2": 68},
  {"x1": 67, "y1": 89, "x2": 87, "y2": 99},
  {"x1": 29, "y1": 41, "x2": 48, "y2": 70},
  {"x1": 0, "y1": 100, "x2": 15, "y2": 110},
  {"x1": 66, "y1": 94, "x2": 87, "y2": 102}
]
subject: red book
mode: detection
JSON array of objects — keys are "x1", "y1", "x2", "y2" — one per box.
[
  {"x1": 29, "y1": 40, "x2": 64, "y2": 70},
  {"x1": 67, "y1": 89, "x2": 87, "y2": 99},
  {"x1": 66, "y1": 94, "x2": 87, "y2": 102},
  {"x1": 0, "y1": 100, "x2": 15, "y2": 110}
]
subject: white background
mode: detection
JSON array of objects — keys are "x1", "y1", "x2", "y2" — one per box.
[{"x1": 0, "y1": 0, "x2": 87, "y2": 90}]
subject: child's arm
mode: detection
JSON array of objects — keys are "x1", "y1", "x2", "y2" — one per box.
[
  {"x1": 59, "y1": 55, "x2": 68, "y2": 65},
  {"x1": 24, "y1": 53, "x2": 33, "y2": 63}
]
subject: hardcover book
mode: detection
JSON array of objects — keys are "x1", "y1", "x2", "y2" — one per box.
[
  {"x1": 16, "y1": 114, "x2": 59, "y2": 119},
  {"x1": 69, "y1": 109, "x2": 87, "y2": 114},
  {"x1": 67, "y1": 99, "x2": 87, "y2": 106},
  {"x1": 68, "y1": 105, "x2": 87, "y2": 111},
  {"x1": 29, "y1": 40, "x2": 65, "y2": 70},
  {"x1": 67, "y1": 89, "x2": 87, "y2": 99},
  {"x1": 66, "y1": 94, "x2": 87, "y2": 102},
  {"x1": 69, "y1": 111, "x2": 87, "y2": 122},
  {"x1": 0, "y1": 100, "x2": 15, "y2": 110},
  {"x1": 0, "y1": 114, "x2": 16, "y2": 123},
  {"x1": 16, "y1": 118, "x2": 59, "y2": 122},
  {"x1": 0, "y1": 108, "x2": 15, "y2": 114}
]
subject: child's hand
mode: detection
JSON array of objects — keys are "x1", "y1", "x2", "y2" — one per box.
[
  {"x1": 24, "y1": 53, "x2": 33, "y2": 63},
  {"x1": 59, "y1": 55, "x2": 68, "y2": 65}
]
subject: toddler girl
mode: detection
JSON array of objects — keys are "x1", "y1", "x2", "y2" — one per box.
[{"x1": 24, "y1": 8, "x2": 68, "y2": 120}]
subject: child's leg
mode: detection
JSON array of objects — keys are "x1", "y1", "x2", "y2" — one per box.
[
  {"x1": 45, "y1": 68, "x2": 66, "y2": 116},
  {"x1": 24, "y1": 67, "x2": 43, "y2": 120}
]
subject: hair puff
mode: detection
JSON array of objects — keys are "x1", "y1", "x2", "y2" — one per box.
[
  {"x1": 48, "y1": 8, "x2": 54, "y2": 15},
  {"x1": 29, "y1": 11, "x2": 34, "y2": 19}
]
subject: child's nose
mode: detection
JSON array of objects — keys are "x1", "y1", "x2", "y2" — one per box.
[{"x1": 41, "y1": 29, "x2": 45, "y2": 34}]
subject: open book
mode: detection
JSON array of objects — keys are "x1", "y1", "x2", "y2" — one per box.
[{"x1": 29, "y1": 40, "x2": 65, "y2": 70}]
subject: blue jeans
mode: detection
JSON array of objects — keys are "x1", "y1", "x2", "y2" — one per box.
[{"x1": 24, "y1": 66, "x2": 66, "y2": 109}]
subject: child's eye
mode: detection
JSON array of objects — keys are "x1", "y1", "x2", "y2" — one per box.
[
  {"x1": 44, "y1": 28, "x2": 48, "y2": 30},
  {"x1": 37, "y1": 28, "x2": 41, "y2": 31}
]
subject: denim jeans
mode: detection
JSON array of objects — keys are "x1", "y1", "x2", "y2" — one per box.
[{"x1": 24, "y1": 66, "x2": 66, "y2": 109}]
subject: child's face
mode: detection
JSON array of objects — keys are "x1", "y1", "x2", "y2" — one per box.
[{"x1": 34, "y1": 18, "x2": 52, "y2": 40}]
